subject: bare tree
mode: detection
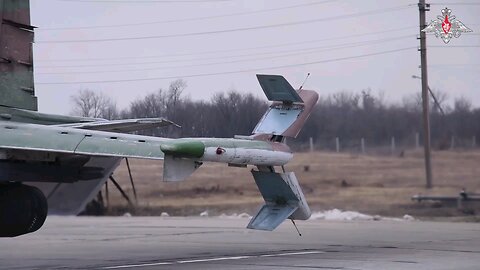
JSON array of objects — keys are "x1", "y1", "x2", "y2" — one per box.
[
  {"x1": 113, "y1": 83, "x2": 480, "y2": 150},
  {"x1": 128, "y1": 90, "x2": 166, "y2": 119},
  {"x1": 454, "y1": 96, "x2": 472, "y2": 113},
  {"x1": 70, "y1": 89, "x2": 118, "y2": 119},
  {"x1": 167, "y1": 79, "x2": 187, "y2": 121}
]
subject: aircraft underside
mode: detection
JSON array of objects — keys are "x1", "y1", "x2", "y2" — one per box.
[{"x1": 0, "y1": 151, "x2": 121, "y2": 237}]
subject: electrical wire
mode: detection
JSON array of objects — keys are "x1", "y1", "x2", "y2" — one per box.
[
  {"x1": 35, "y1": 5, "x2": 413, "y2": 43},
  {"x1": 36, "y1": 46, "x2": 416, "y2": 85},
  {"x1": 429, "y1": 45, "x2": 480, "y2": 47},
  {"x1": 36, "y1": 35, "x2": 414, "y2": 73},
  {"x1": 36, "y1": 35, "x2": 414, "y2": 69},
  {"x1": 429, "y1": 2, "x2": 480, "y2": 5},
  {"x1": 59, "y1": 0, "x2": 233, "y2": 3},
  {"x1": 40, "y1": 0, "x2": 338, "y2": 30},
  {"x1": 35, "y1": 26, "x2": 416, "y2": 63},
  {"x1": 429, "y1": 64, "x2": 480, "y2": 66}
]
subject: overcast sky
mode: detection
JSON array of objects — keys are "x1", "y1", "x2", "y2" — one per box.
[{"x1": 29, "y1": 0, "x2": 479, "y2": 115}]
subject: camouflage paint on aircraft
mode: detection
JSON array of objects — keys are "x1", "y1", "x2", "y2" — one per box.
[{"x1": 0, "y1": 0, "x2": 318, "y2": 238}]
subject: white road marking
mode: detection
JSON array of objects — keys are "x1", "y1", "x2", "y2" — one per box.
[
  {"x1": 260, "y1": 251, "x2": 323, "y2": 257},
  {"x1": 101, "y1": 262, "x2": 173, "y2": 269},
  {"x1": 100, "y1": 250, "x2": 323, "y2": 269},
  {"x1": 177, "y1": 256, "x2": 252, "y2": 264}
]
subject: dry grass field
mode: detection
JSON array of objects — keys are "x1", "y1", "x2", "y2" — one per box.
[{"x1": 106, "y1": 149, "x2": 480, "y2": 220}]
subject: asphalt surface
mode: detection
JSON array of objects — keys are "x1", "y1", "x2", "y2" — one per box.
[{"x1": 1, "y1": 216, "x2": 479, "y2": 270}]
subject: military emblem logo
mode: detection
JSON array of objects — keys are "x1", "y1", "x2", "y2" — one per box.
[{"x1": 422, "y1": 7, "x2": 472, "y2": 44}]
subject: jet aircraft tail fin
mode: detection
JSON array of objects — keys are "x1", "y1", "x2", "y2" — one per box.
[
  {"x1": 252, "y1": 75, "x2": 318, "y2": 139},
  {"x1": 247, "y1": 170, "x2": 311, "y2": 231}
]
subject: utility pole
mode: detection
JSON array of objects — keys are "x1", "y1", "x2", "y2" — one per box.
[{"x1": 418, "y1": 0, "x2": 433, "y2": 188}]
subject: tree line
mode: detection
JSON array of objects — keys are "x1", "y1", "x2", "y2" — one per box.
[{"x1": 70, "y1": 79, "x2": 480, "y2": 151}]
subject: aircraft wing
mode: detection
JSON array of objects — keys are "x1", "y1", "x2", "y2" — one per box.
[
  {"x1": 55, "y1": 118, "x2": 180, "y2": 133},
  {"x1": 0, "y1": 121, "x2": 169, "y2": 159}
]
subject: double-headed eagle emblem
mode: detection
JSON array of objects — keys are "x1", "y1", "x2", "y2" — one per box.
[{"x1": 422, "y1": 7, "x2": 472, "y2": 44}]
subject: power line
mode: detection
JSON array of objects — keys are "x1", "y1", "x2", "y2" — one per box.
[
  {"x1": 429, "y1": 64, "x2": 480, "y2": 66},
  {"x1": 59, "y1": 0, "x2": 233, "y2": 3},
  {"x1": 36, "y1": 35, "x2": 414, "y2": 69},
  {"x1": 410, "y1": 2, "x2": 480, "y2": 5},
  {"x1": 35, "y1": 26, "x2": 416, "y2": 63},
  {"x1": 429, "y1": 2, "x2": 480, "y2": 5},
  {"x1": 429, "y1": 45, "x2": 480, "y2": 47},
  {"x1": 35, "y1": 5, "x2": 413, "y2": 43},
  {"x1": 40, "y1": 0, "x2": 338, "y2": 30},
  {"x1": 36, "y1": 46, "x2": 415, "y2": 85},
  {"x1": 36, "y1": 35, "x2": 414, "y2": 73}
]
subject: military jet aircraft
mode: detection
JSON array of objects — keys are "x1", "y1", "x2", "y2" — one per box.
[{"x1": 0, "y1": 0, "x2": 318, "y2": 237}]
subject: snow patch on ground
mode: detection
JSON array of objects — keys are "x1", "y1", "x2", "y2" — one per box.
[
  {"x1": 219, "y1": 213, "x2": 252, "y2": 219},
  {"x1": 198, "y1": 211, "x2": 251, "y2": 218},
  {"x1": 195, "y1": 209, "x2": 413, "y2": 221},
  {"x1": 309, "y1": 209, "x2": 415, "y2": 222}
]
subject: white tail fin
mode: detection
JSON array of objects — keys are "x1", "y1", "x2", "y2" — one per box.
[
  {"x1": 247, "y1": 170, "x2": 311, "y2": 231},
  {"x1": 253, "y1": 75, "x2": 318, "y2": 138}
]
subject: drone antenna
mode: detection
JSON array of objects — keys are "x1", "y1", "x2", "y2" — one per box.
[
  {"x1": 299, "y1": 73, "x2": 310, "y2": 90},
  {"x1": 290, "y1": 218, "x2": 302, "y2": 236}
]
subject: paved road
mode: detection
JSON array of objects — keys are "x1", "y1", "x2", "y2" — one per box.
[{"x1": 1, "y1": 216, "x2": 479, "y2": 269}]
